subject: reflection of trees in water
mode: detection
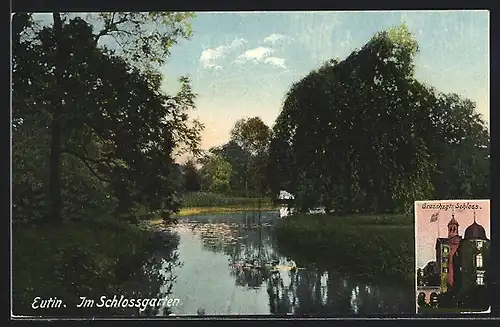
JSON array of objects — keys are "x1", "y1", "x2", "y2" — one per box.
[
  {"x1": 226, "y1": 226, "x2": 278, "y2": 289},
  {"x1": 177, "y1": 216, "x2": 414, "y2": 315},
  {"x1": 267, "y1": 271, "x2": 293, "y2": 314},
  {"x1": 191, "y1": 213, "x2": 274, "y2": 256},
  {"x1": 189, "y1": 216, "x2": 282, "y2": 289},
  {"x1": 267, "y1": 269, "x2": 414, "y2": 315},
  {"x1": 231, "y1": 264, "x2": 271, "y2": 289},
  {"x1": 124, "y1": 229, "x2": 182, "y2": 317},
  {"x1": 230, "y1": 227, "x2": 277, "y2": 263},
  {"x1": 267, "y1": 269, "x2": 330, "y2": 315}
]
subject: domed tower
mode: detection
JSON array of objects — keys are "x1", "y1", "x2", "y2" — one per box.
[
  {"x1": 464, "y1": 212, "x2": 488, "y2": 240},
  {"x1": 454, "y1": 211, "x2": 490, "y2": 309}
]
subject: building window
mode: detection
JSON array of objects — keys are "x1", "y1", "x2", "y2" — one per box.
[
  {"x1": 443, "y1": 267, "x2": 448, "y2": 273},
  {"x1": 442, "y1": 246, "x2": 449, "y2": 254},
  {"x1": 418, "y1": 292, "x2": 427, "y2": 306},
  {"x1": 476, "y1": 241, "x2": 483, "y2": 250},
  {"x1": 476, "y1": 271, "x2": 485, "y2": 286},
  {"x1": 475, "y1": 253, "x2": 483, "y2": 268}
]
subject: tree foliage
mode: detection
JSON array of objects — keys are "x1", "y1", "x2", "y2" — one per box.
[
  {"x1": 417, "y1": 261, "x2": 440, "y2": 287},
  {"x1": 199, "y1": 155, "x2": 233, "y2": 194},
  {"x1": 210, "y1": 141, "x2": 250, "y2": 195},
  {"x1": 183, "y1": 159, "x2": 202, "y2": 192},
  {"x1": 228, "y1": 117, "x2": 272, "y2": 196},
  {"x1": 268, "y1": 24, "x2": 490, "y2": 214},
  {"x1": 230, "y1": 117, "x2": 272, "y2": 157},
  {"x1": 90, "y1": 12, "x2": 195, "y2": 70},
  {"x1": 12, "y1": 13, "x2": 202, "y2": 223}
]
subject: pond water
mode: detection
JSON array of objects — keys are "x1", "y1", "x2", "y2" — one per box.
[{"x1": 143, "y1": 211, "x2": 415, "y2": 316}]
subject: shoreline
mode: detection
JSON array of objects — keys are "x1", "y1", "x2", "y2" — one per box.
[{"x1": 173, "y1": 205, "x2": 279, "y2": 217}]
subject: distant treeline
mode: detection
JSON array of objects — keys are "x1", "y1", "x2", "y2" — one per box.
[{"x1": 175, "y1": 117, "x2": 272, "y2": 200}]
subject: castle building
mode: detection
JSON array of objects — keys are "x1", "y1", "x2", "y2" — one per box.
[
  {"x1": 434, "y1": 211, "x2": 489, "y2": 306},
  {"x1": 435, "y1": 214, "x2": 461, "y2": 293}
]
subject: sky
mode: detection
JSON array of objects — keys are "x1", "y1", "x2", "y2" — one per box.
[
  {"x1": 159, "y1": 11, "x2": 490, "y2": 160},
  {"x1": 29, "y1": 11, "x2": 490, "y2": 161},
  {"x1": 415, "y1": 200, "x2": 490, "y2": 269}
]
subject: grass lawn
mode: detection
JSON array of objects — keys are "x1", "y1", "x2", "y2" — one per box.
[
  {"x1": 173, "y1": 192, "x2": 279, "y2": 217},
  {"x1": 174, "y1": 205, "x2": 278, "y2": 217},
  {"x1": 135, "y1": 192, "x2": 280, "y2": 221},
  {"x1": 274, "y1": 213, "x2": 414, "y2": 285},
  {"x1": 180, "y1": 191, "x2": 276, "y2": 208}
]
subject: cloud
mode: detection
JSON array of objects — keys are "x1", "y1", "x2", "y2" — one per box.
[
  {"x1": 264, "y1": 57, "x2": 287, "y2": 69},
  {"x1": 263, "y1": 33, "x2": 291, "y2": 44},
  {"x1": 235, "y1": 47, "x2": 287, "y2": 69},
  {"x1": 199, "y1": 38, "x2": 247, "y2": 69},
  {"x1": 239, "y1": 46, "x2": 274, "y2": 61}
]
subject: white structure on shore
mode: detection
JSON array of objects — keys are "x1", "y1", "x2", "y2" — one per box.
[
  {"x1": 278, "y1": 190, "x2": 295, "y2": 200},
  {"x1": 277, "y1": 190, "x2": 326, "y2": 218}
]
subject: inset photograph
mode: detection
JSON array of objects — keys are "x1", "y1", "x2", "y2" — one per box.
[{"x1": 415, "y1": 200, "x2": 490, "y2": 314}]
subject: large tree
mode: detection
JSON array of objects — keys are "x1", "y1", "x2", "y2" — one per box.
[
  {"x1": 229, "y1": 117, "x2": 272, "y2": 197},
  {"x1": 12, "y1": 13, "x2": 203, "y2": 223},
  {"x1": 268, "y1": 24, "x2": 489, "y2": 214}
]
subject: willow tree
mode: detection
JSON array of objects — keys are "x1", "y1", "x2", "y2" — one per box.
[{"x1": 268, "y1": 24, "x2": 489, "y2": 214}]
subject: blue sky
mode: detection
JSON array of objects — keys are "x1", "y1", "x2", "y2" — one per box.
[
  {"x1": 160, "y1": 11, "x2": 489, "y2": 154},
  {"x1": 29, "y1": 11, "x2": 490, "y2": 155}
]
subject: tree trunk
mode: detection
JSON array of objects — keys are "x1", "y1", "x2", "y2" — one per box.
[
  {"x1": 48, "y1": 12, "x2": 64, "y2": 223},
  {"x1": 245, "y1": 179, "x2": 248, "y2": 197},
  {"x1": 244, "y1": 161, "x2": 248, "y2": 197},
  {"x1": 258, "y1": 195, "x2": 261, "y2": 225}
]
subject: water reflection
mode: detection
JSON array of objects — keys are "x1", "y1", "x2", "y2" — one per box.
[
  {"x1": 267, "y1": 269, "x2": 413, "y2": 315},
  {"x1": 16, "y1": 228, "x2": 183, "y2": 317},
  {"x1": 126, "y1": 229, "x2": 182, "y2": 317},
  {"x1": 152, "y1": 211, "x2": 414, "y2": 315}
]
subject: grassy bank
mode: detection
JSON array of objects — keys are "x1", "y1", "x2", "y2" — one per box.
[
  {"x1": 174, "y1": 205, "x2": 278, "y2": 217},
  {"x1": 176, "y1": 192, "x2": 278, "y2": 216},
  {"x1": 12, "y1": 219, "x2": 160, "y2": 316},
  {"x1": 180, "y1": 191, "x2": 275, "y2": 207},
  {"x1": 274, "y1": 214, "x2": 414, "y2": 285}
]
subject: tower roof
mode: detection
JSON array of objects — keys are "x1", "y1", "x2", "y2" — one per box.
[
  {"x1": 464, "y1": 222, "x2": 487, "y2": 240},
  {"x1": 447, "y1": 215, "x2": 459, "y2": 227}
]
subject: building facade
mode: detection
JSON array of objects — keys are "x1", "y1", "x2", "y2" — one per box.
[
  {"x1": 417, "y1": 286, "x2": 441, "y2": 304},
  {"x1": 434, "y1": 211, "x2": 489, "y2": 307},
  {"x1": 435, "y1": 215, "x2": 461, "y2": 293}
]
